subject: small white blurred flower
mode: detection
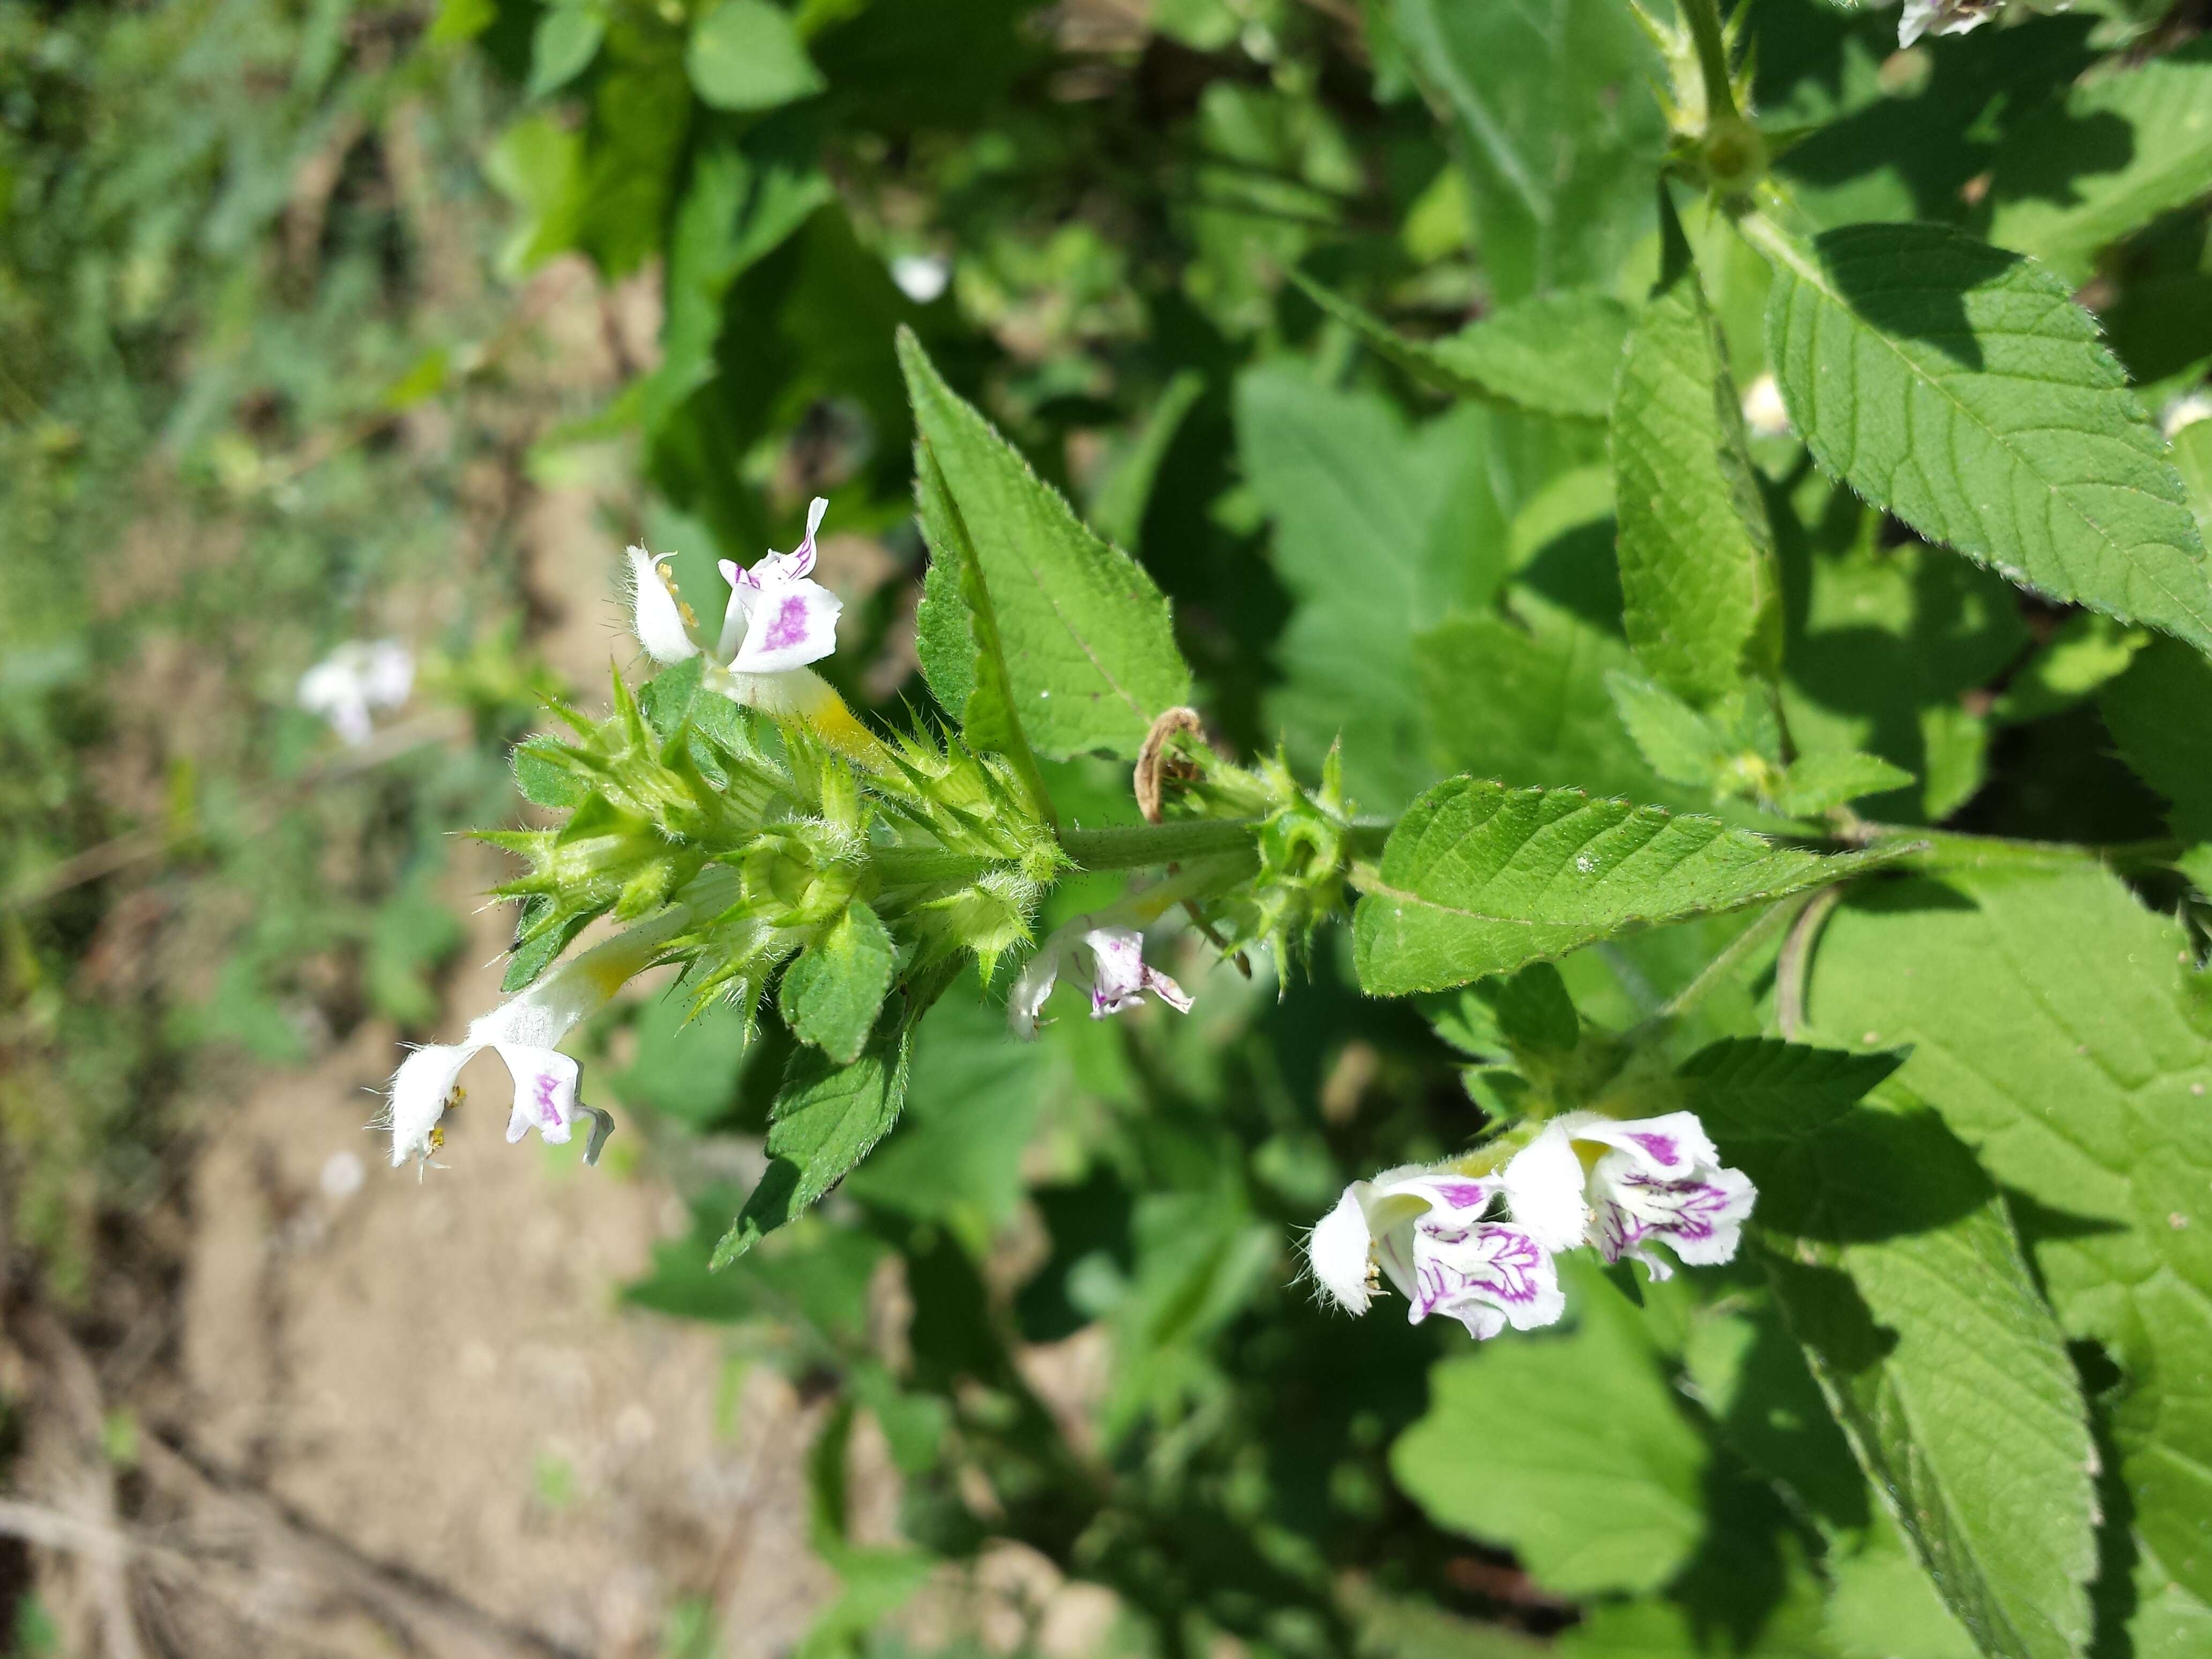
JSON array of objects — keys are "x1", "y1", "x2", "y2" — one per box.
[
  {"x1": 1897, "y1": 0, "x2": 2004, "y2": 48},
  {"x1": 1008, "y1": 911, "x2": 1193, "y2": 1039},
  {"x1": 297, "y1": 639, "x2": 413, "y2": 746},
  {"x1": 1741, "y1": 373, "x2": 1792, "y2": 440},
  {"x1": 2161, "y1": 392, "x2": 2212, "y2": 440},
  {"x1": 320, "y1": 1150, "x2": 365, "y2": 1200},
  {"x1": 891, "y1": 253, "x2": 951, "y2": 305}
]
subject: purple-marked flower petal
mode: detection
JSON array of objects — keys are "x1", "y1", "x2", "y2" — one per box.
[
  {"x1": 494, "y1": 1044, "x2": 583, "y2": 1146},
  {"x1": 728, "y1": 577, "x2": 842, "y2": 674}
]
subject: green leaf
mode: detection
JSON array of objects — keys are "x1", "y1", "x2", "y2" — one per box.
[
  {"x1": 1392, "y1": 1273, "x2": 1708, "y2": 1596},
  {"x1": 512, "y1": 738, "x2": 588, "y2": 808},
  {"x1": 842, "y1": 984, "x2": 1053, "y2": 1251},
  {"x1": 898, "y1": 327, "x2": 1191, "y2": 761},
  {"x1": 1987, "y1": 42, "x2": 2212, "y2": 286},
  {"x1": 1613, "y1": 207, "x2": 1782, "y2": 704},
  {"x1": 1292, "y1": 275, "x2": 1630, "y2": 421},
  {"x1": 910, "y1": 435, "x2": 1055, "y2": 819},
  {"x1": 640, "y1": 137, "x2": 831, "y2": 437},
  {"x1": 713, "y1": 1032, "x2": 912, "y2": 1267},
  {"x1": 912, "y1": 542, "x2": 976, "y2": 720},
  {"x1": 1607, "y1": 670, "x2": 1735, "y2": 789},
  {"x1": 527, "y1": 0, "x2": 607, "y2": 100},
  {"x1": 1781, "y1": 520, "x2": 2028, "y2": 825},
  {"x1": 1766, "y1": 1172, "x2": 2096, "y2": 1659},
  {"x1": 778, "y1": 902, "x2": 896, "y2": 1066},
  {"x1": 1088, "y1": 369, "x2": 1205, "y2": 549},
  {"x1": 614, "y1": 991, "x2": 753, "y2": 1128},
  {"x1": 1806, "y1": 865, "x2": 2212, "y2": 1607},
  {"x1": 1352, "y1": 778, "x2": 1897, "y2": 995},
  {"x1": 1392, "y1": 0, "x2": 1664, "y2": 302},
  {"x1": 483, "y1": 114, "x2": 586, "y2": 276},
  {"x1": 685, "y1": 0, "x2": 825, "y2": 111},
  {"x1": 1992, "y1": 612, "x2": 2149, "y2": 727},
  {"x1": 1769, "y1": 750, "x2": 1917, "y2": 818},
  {"x1": 2100, "y1": 636, "x2": 2212, "y2": 847},
  {"x1": 1824, "y1": 1515, "x2": 1982, "y2": 1659},
  {"x1": 1677, "y1": 1038, "x2": 1903, "y2": 1145},
  {"x1": 1238, "y1": 364, "x2": 1506, "y2": 810},
  {"x1": 1752, "y1": 217, "x2": 2212, "y2": 653}
]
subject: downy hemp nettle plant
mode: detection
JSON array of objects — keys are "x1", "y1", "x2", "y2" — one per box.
[{"x1": 393, "y1": 0, "x2": 2212, "y2": 1651}]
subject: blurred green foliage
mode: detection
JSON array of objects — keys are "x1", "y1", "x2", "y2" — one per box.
[{"x1": 9, "y1": 1, "x2": 2212, "y2": 1658}]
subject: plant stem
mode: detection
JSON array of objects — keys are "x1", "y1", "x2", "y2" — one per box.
[
  {"x1": 1677, "y1": 0, "x2": 1738, "y2": 123},
  {"x1": 1844, "y1": 825, "x2": 2181, "y2": 873},
  {"x1": 1058, "y1": 818, "x2": 1266, "y2": 870}
]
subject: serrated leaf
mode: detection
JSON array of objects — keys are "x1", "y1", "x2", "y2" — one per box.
[
  {"x1": 1391, "y1": 1272, "x2": 1707, "y2": 1595},
  {"x1": 913, "y1": 543, "x2": 976, "y2": 718},
  {"x1": 685, "y1": 0, "x2": 824, "y2": 111},
  {"x1": 639, "y1": 654, "x2": 705, "y2": 741},
  {"x1": 1754, "y1": 218, "x2": 2212, "y2": 652},
  {"x1": 1770, "y1": 750, "x2": 1917, "y2": 817},
  {"x1": 898, "y1": 327, "x2": 1190, "y2": 761},
  {"x1": 1677, "y1": 1038, "x2": 1903, "y2": 1145},
  {"x1": 1352, "y1": 778, "x2": 1897, "y2": 995},
  {"x1": 513, "y1": 739, "x2": 588, "y2": 808},
  {"x1": 1294, "y1": 274, "x2": 1630, "y2": 421},
  {"x1": 910, "y1": 435, "x2": 1055, "y2": 820},
  {"x1": 714, "y1": 1034, "x2": 911, "y2": 1267},
  {"x1": 779, "y1": 902, "x2": 896, "y2": 1066},
  {"x1": 502, "y1": 900, "x2": 596, "y2": 993},
  {"x1": 1393, "y1": 0, "x2": 1664, "y2": 303},
  {"x1": 1806, "y1": 865, "x2": 2212, "y2": 1606},
  {"x1": 1613, "y1": 207, "x2": 1782, "y2": 704},
  {"x1": 1987, "y1": 42, "x2": 2212, "y2": 286},
  {"x1": 1765, "y1": 1169, "x2": 2096, "y2": 1659},
  {"x1": 1605, "y1": 670, "x2": 1735, "y2": 789}
]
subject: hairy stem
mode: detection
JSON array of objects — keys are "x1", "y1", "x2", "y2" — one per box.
[{"x1": 1059, "y1": 817, "x2": 1267, "y2": 870}]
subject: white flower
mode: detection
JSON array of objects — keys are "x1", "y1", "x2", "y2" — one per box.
[
  {"x1": 891, "y1": 253, "x2": 951, "y2": 304},
  {"x1": 1307, "y1": 1167, "x2": 1566, "y2": 1341},
  {"x1": 1504, "y1": 1110, "x2": 1755, "y2": 1282},
  {"x1": 626, "y1": 500, "x2": 871, "y2": 744},
  {"x1": 1740, "y1": 373, "x2": 1791, "y2": 440},
  {"x1": 1897, "y1": 0, "x2": 2003, "y2": 48},
  {"x1": 1007, "y1": 913, "x2": 1193, "y2": 1039},
  {"x1": 384, "y1": 912, "x2": 682, "y2": 1169},
  {"x1": 2162, "y1": 392, "x2": 2211, "y2": 440},
  {"x1": 297, "y1": 639, "x2": 413, "y2": 746}
]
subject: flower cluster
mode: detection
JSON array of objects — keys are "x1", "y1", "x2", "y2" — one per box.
[
  {"x1": 379, "y1": 502, "x2": 1147, "y2": 1169},
  {"x1": 1307, "y1": 1110, "x2": 1754, "y2": 1340}
]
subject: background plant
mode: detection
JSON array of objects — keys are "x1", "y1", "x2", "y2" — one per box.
[{"x1": 8, "y1": 0, "x2": 2212, "y2": 1656}]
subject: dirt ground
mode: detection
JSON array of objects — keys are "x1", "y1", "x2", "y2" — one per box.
[{"x1": 3, "y1": 245, "x2": 1129, "y2": 1657}]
